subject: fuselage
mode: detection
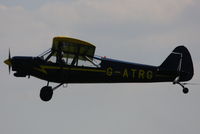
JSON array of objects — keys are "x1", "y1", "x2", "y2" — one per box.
[{"x1": 9, "y1": 56, "x2": 178, "y2": 84}]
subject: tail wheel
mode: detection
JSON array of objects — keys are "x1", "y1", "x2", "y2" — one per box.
[
  {"x1": 40, "y1": 86, "x2": 53, "y2": 102},
  {"x1": 183, "y1": 88, "x2": 189, "y2": 94}
]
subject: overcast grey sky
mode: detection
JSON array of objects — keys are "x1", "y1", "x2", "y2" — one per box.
[{"x1": 0, "y1": 0, "x2": 200, "y2": 134}]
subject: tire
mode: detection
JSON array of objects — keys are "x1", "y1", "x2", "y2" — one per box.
[
  {"x1": 183, "y1": 88, "x2": 189, "y2": 94},
  {"x1": 40, "y1": 86, "x2": 53, "y2": 101}
]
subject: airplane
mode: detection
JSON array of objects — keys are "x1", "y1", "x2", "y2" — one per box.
[{"x1": 4, "y1": 36, "x2": 194, "y2": 102}]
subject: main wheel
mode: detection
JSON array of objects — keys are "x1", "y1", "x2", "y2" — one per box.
[
  {"x1": 40, "y1": 86, "x2": 53, "y2": 101},
  {"x1": 183, "y1": 88, "x2": 189, "y2": 94}
]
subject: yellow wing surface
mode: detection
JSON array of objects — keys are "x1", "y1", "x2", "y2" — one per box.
[{"x1": 52, "y1": 36, "x2": 96, "y2": 60}]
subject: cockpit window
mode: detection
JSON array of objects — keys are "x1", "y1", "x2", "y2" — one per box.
[{"x1": 38, "y1": 49, "x2": 101, "y2": 68}]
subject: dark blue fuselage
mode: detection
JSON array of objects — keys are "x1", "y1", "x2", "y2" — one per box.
[{"x1": 10, "y1": 56, "x2": 178, "y2": 84}]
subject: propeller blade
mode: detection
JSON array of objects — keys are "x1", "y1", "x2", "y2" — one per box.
[
  {"x1": 9, "y1": 64, "x2": 11, "y2": 74},
  {"x1": 9, "y1": 49, "x2": 11, "y2": 74},
  {"x1": 9, "y1": 48, "x2": 11, "y2": 59}
]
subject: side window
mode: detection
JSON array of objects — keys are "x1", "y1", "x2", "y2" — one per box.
[
  {"x1": 61, "y1": 54, "x2": 102, "y2": 68},
  {"x1": 77, "y1": 58, "x2": 101, "y2": 68},
  {"x1": 65, "y1": 57, "x2": 74, "y2": 65}
]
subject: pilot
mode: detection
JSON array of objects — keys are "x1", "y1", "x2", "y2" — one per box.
[{"x1": 56, "y1": 41, "x2": 65, "y2": 64}]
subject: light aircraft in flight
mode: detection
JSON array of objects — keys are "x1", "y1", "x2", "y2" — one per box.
[{"x1": 4, "y1": 36, "x2": 194, "y2": 101}]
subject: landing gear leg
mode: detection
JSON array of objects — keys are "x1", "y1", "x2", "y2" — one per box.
[
  {"x1": 173, "y1": 77, "x2": 189, "y2": 94},
  {"x1": 40, "y1": 83, "x2": 64, "y2": 102}
]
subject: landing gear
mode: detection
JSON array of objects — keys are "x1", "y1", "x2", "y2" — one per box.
[
  {"x1": 177, "y1": 83, "x2": 189, "y2": 94},
  {"x1": 173, "y1": 76, "x2": 189, "y2": 94},
  {"x1": 39, "y1": 83, "x2": 64, "y2": 102}
]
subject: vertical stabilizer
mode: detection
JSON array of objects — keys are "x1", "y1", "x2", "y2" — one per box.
[{"x1": 159, "y1": 46, "x2": 194, "y2": 81}]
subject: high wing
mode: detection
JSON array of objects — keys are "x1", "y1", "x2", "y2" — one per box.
[{"x1": 52, "y1": 36, "x2": 96, "y2": 60}]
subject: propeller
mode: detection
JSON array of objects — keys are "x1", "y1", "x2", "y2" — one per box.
[{"x1": 4, "y1": 49, "x2": 12, "y2": 74}]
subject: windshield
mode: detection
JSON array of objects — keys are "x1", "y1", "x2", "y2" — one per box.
[{"x1": 38, "y1": 48, "x2": 51, "y2": 59}]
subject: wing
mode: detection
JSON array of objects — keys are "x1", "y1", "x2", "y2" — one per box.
[{"x1": 52, "y1": 36, "x2": 96, "y2": 60}]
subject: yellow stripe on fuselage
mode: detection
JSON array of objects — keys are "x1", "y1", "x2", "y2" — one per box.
[
  {"x1": 34, "y1": 65, "x2": 106, "y2": 74},
  {"x1": 69, "y1": 67, "x2": 106, "y2": 73}
]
